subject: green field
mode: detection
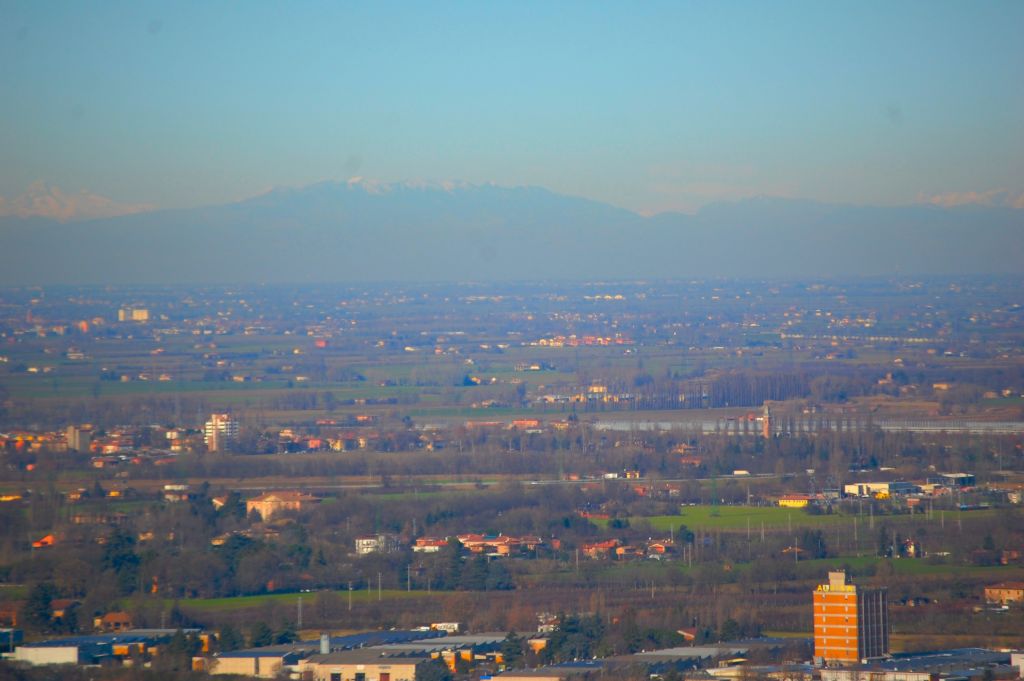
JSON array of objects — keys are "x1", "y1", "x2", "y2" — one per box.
[
  {"x1": 370, "y1": 490, "x2": 460, "y2": 501},
  {"x1": 593, "y1": 505, "x2": 849, "y2": 532},
  {"x1": 798, "y1": 555, "x2": 1021, "y2": 578},
  {"x1": 593, "y1": 504, "x2": 1008, "y2": 533},
  {"x1": 172, "y1": 588, "x2": 433, "y2": 613}
]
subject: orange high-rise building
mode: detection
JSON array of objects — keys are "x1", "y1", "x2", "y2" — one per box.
[{"x1": 813, "y1": 570, "x2": 888, "y2": 664}]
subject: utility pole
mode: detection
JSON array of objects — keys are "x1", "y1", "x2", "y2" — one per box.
[
  {"x1": 378, "y1": 572, "x2": 382, "y2": 601},
  {"x1": 297, "y1": 596, "x2": 303, "y2": 629},
  {"x1": 348, "y1": 581, "x2": 352, "y2": 611}
]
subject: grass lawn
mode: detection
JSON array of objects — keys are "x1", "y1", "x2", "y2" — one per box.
[{"x1": 0, "y1": 585, "x2": 29, "y2": 602}]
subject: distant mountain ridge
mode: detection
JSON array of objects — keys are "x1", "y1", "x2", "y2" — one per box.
[{"x1": 1, "y1": 181, "x2": 1021, "y2": 284}]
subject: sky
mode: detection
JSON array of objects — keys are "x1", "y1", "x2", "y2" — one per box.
[{"x1": 2, "y1": 1, "x2": 1023, "y2": 219}]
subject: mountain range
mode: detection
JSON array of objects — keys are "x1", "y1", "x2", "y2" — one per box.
[{"x1": 2, "y1": 180, "x2": 1021, "y2": 285}]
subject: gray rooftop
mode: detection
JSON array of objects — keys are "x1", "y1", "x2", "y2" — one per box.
[
  {"x1": 372, "y1": 632, "x2": 507, "y2": 653},
  {"x1": 305, "y1": 649, "x2": 431, "y2": 665},
  {"x1": 20, "y1": 629, "x2": 197, "y2": 648},
  {"x1": 632, "y1": 645, "x2": 750, "y2": 660},
  {"x1": 876, "y1": 648, "x2": 1010, "y2": 672}
]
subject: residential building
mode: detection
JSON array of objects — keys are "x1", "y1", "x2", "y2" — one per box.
[
  {"x1": 647, "y1": 539, "x2": 676, "y2": 557},
  {"x1": 581, "y1": 539, "x2": 621, "y2": 559},
  {"x1": 455, "y1": 533, "x2": 543, "y2": 556},
  {"x1": 0, "y1": 603, "x2": 22, "y2": 627},
  {"x1": 118, "y1": 307, "x2": 149, "y2": 322},
  {"x1": 163, "y1": 484, "x2": 193, "y2": 503},
  {"x1": 778, "y1": 494, "x2": 813, "y2": 509},
  {"x1": 412, "y1": 537, "x2": 449, "y2": 553},
  {"x1": 94, "y1": 612, "x2": 133, "y2": 632},
  {"x1": 204, "y1": 413, "x2": 239, "y2": 452},
  {"x1": 355, "y1": 534, "x2": 401, "y2": 555},
  {"x1": 66, "y1": 425, "x2": 92, "y2": 453},
  {"x1": 813, "y1": 570, "x2": 889, "y2": 664},
  {"x1": 245, "y1": 491, "x2": 317, "y2": 521},
  {"x1": 842, "y1": 482, "x2": 917, "y2": 498}
]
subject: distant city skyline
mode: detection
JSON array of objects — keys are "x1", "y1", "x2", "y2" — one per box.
[{"x1": 2, "y1": 1, "x2": 1023, "y2": 220}]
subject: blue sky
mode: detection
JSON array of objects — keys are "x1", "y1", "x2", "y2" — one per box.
[{"x1": 2, "y1": 1, "x2": 1022, "y2": 217}]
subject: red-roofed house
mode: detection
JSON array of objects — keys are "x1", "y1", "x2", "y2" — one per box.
[
  {"x1": 582, "y1": 539, "x2": 621, "y2": 559},
  {"x1": 413, "y1": 536, "x2": 449, "y2": 553},
  {"x1": 95, "y1": 611, "x2": 133, "y2": 632}
]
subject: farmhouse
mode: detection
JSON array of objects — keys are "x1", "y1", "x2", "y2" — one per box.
[{"x1": 984, "y1": 582, "x2": 1024, "y2": 605}]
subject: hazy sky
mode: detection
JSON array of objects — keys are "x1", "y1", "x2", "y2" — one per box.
[{"x1": 2, "y1": 1, "x2": 1022, "y2": 216}]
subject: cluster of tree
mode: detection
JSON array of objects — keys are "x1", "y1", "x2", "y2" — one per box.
[
  {"x1": 425, "y1": 540, "x2": 514, "y2": 591},
  {"x1": 21, "y1": 583, "x2": 78, "y2": 635},
  {"x1": 214, "y1": 620, "x2": 295, "y2": 650}
]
